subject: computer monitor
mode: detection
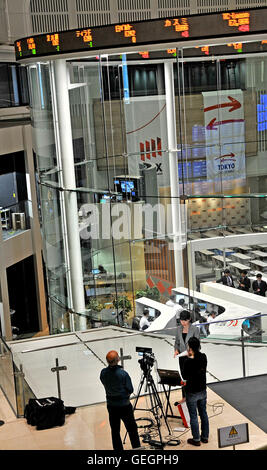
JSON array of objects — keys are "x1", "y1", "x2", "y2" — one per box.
[
  {"x1": 175, "y1": 294, "x2": 186, "y2": 304},
  {"x1": 198, "y1": 302, "x2": 207, "y2": 311},
  {"x1": 86, "y1": 288, "x2": 95, "y2": 297},
  {"x1": 148, "y1": 307, "x2": 156, "y2": 318},
  {"x1": 120, "y1": 181, "x2": 135, "y2": 193},
  {"x1": 91, "y1": 269, "x2": 100, "y2": 275},
  {"x1": 114, "y1": 178, "x2": 139, "y2": 201},
  {"x1": 100, "y1": 194, "x2": 111, "y2": 203}
]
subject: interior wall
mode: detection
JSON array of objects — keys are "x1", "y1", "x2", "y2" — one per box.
[
  {"x1": 7, "y1": 255, "x2": 39, "y2": 334},
  {"x1": 0, "y1": 125, "x2": 24, "y2": 156}
]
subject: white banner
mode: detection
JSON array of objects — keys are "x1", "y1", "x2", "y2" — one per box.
[
  {"x1": 124, "y1": 96, "x2": 169, "y2": 187},
  {"x1": 203, "y1": 90, "x2": 246, "y2": 183}
]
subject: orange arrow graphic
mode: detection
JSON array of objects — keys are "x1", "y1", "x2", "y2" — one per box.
[{"x1": 204, "y1": 96, "x2": 241, "y2": 113}]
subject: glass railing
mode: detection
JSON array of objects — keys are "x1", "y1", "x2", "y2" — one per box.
[
  {"x1": 0, "y1": 200, "x2": 32, "y2": 241},
  {"x1": 3, "y1": 315, "x2": 267, "y2": 416},
  {"x1": 6, "y1": 328, "x2": 175, "y2": 413},
  {"x1": 0, "y1": 337, "x2": 19, "y2": 416}
]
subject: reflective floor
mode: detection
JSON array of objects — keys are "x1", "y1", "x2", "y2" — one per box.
[{"x1": 0, "y1": 387, "x2": 266, "y2": 450}]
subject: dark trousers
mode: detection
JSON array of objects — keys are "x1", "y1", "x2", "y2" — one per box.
[
  {"x1": 179, "y1": 356, "x2": 187, "y2": 398},
  {"x1": 186, "y1": 390, "x2": 209, "y2": 441},
  {"x1": 107, "y1": 403, "x2": 140, "y2": 451}
]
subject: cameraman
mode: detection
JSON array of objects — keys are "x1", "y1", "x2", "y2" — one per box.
[{"x1": 100, "y1": 350, "x2": 140, "y2": 451}]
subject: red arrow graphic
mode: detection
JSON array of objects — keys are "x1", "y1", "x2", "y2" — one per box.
[
  {"x1": 204, "y1": 96, "x2": 241, "y2": 113},
  {"x1": 214, "y1": 153, "x2": 235, "y2": 160},
  {"x1": 206, "y1": 118, "x2": 244, "y2": 130}
]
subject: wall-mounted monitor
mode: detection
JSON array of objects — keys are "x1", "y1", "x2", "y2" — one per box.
[{"x1": 114, "y1": 177, "x2": 140, "y2": 201}]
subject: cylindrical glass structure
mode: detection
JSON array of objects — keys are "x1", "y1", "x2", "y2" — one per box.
[{"x1": 25, "y1": 36, "x2": 267, "y2": 335}]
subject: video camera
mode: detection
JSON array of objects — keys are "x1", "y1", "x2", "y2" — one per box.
[{"x1": 136, "y1": 347, "x2": 155, "y2": 375}]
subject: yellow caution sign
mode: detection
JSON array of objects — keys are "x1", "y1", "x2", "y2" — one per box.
[
  {"x1": 229, "y1": 426, "x2": 238, "y2": 437},
  {"x1": 218, "y1": 423, "x2": 249, "y2": 448}
]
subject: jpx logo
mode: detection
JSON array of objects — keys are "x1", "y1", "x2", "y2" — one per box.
[{"x1": 140, "y1": 138, "x2": 162, "y2": 174}]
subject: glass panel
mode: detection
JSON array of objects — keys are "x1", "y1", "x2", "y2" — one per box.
[
  {"x1": 0, "y1": 337, "x2": 17, "y2": 415},
  {"x1": 7, "y1": 325, "x2": 267, "y2": 411},
  {"x1": 187, "y1": 196, "x2": 267, "y2": 290},
  {"x1": 28, "y1": 62, "x2": 73, "y2": 329},
  {"x1": 25, "y1": 40, "x2": 267, "y2": 338},
  {"x1": 177, "y1": 40, "x2": 267, "y2": 202},
  {"x1": 0, "y1": 63, "x2": 30, "y2": 108},
  {"x1": 8, "y1": 329, "x2": 178, "y2": 407}
]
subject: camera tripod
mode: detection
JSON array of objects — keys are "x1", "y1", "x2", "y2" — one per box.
[{"x1": 124, "y1": 365, "x2": 171, "y2": 449}]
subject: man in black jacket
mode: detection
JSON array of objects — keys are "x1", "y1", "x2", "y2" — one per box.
[
  {"x1": 252, "y1": 273, "x2": 267, "y2": 297},
  {"x1": 100, "y1": 350, "x2": 140, "y2": 451},
  {"x1": 182, "y1": 337, "x2": 209, "y2": 447},
  {"x1": 216, "y1": 268, "x2": 235, "y2": 287},
  {"x1": 238, "y1": 270, "x2": 251, "y2": 292}
]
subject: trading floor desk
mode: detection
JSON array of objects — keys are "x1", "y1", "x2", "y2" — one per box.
[
  {"x1": 249, "y1": 260, "x2": 267, "y2": 272},
  {"x1": 212, "y1": 255, "x2": 229, "y2": 268},
  {"x1": 135, "y1": 297, "x2": 177, "y2": 335},
  {"x1": 231, "y1": 253, "x2": 252, "y2": 263},
  {"x1": 229, "y1": 262, "x2": 251, "y2": 276},
  {"x1": 197, "y1": 249, "x2": 214, "y2": 265},
  {"x1": 84, "y1": 273, "x2": 128, "y2": 297},
  {"x1": 172, "y1": 287, "x2": 259, "y2": 338},
  {"x1": 238, "y1": 246, "x2": 252, "y2": 253},
  {"x1": 250, "y1": 251, "x2": 267, "y2": 260},
  {"x1": 200, "y1": 282, "x2": 267, "y2": 335}
]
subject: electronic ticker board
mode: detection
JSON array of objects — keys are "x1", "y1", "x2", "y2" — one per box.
[{"x1": 15, "y1": 7, "x2": 267, "y2": 60}]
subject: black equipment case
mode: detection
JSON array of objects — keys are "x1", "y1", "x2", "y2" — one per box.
[{"x1": 24, "y1": 397, "x2": 66, "y2": 430}]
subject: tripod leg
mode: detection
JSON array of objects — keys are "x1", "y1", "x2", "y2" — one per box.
[
  {"x1": 149, "y1": 376, "x2": 172, "y2": 435},
  {"x1": 123, "y1": 373, "x2": 145, "y2": 445},
  {"x1": 132, "y1": 373, "x2": 146, "y2": 412},
  {"x1": 146, "y1": 381, "x2": 165, "y2": 449}
]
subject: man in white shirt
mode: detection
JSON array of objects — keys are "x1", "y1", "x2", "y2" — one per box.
[
  {"x1": 139, "y1": 309, "x2": 151, "y2": 331},
  {"x1": 166, "y1": 295, "x2": 184, "y2": 322}
]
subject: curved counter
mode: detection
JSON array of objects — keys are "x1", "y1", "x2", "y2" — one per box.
[
  {"x1": 172, "y1": 287, "x2": 260, "y2": 338},
  {"x1": 135, "y1": 297, "x2": 178, "y2": 335}
]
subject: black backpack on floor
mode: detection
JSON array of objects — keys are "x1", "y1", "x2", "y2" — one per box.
[{"x1": 24, "y1": 397, "x2": 66, "y2": 430}]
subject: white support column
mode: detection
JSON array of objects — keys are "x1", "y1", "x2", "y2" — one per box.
[
  {"x1": 22, "y1": 125, "x2": 48, "y2": 335},
  {"x1": 53, "y1": 59, "x2": 86, "y2": 330},
  {"x1": 164, "y1": 61, "x2": 184, "y2": 287}
]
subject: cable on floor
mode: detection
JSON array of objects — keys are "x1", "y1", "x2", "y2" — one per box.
[{"x1": 207, "y1": 401, "x2": 225, "y2": 419}]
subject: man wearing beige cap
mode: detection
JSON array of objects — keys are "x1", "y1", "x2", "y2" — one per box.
[{"x1": 100, "y1": 350, "x2": 140, "y2": 451}]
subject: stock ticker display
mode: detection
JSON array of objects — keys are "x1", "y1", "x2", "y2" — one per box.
[{"x1": 15, "y1": 8, "x2": 267, "y2": 60}]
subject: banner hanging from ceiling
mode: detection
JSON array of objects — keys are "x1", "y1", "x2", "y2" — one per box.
[{"x1": 203, "y1": 89, "x2": 246, "y2": 188}]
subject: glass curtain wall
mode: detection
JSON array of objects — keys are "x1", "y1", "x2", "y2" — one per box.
[
  {"x1": 177, "y1": 46, "x2": 267, "y2": 290},
  {"x1": 27, "y1": 39, "x2": 267, "y2": 334}
]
